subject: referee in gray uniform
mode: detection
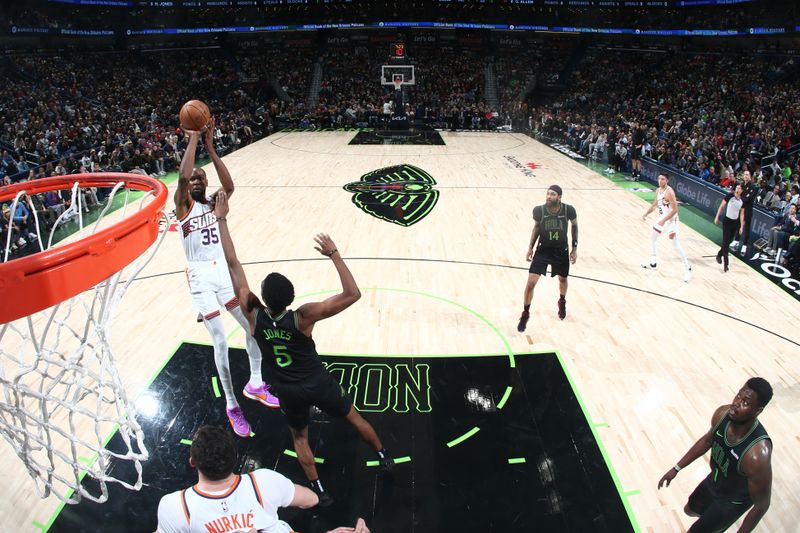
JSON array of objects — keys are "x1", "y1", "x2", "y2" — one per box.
[{"x1": 714, "y1": 184, "x2": 745, "y2": 272}]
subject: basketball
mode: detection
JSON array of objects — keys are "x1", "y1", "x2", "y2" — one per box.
[{"x1": 179, "y1": 99, "x2": 210, "y2": 131}]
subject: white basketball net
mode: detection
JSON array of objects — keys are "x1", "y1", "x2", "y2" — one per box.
[{"x1": 0, "y1": 179, "x2": 167, "y2": 504}]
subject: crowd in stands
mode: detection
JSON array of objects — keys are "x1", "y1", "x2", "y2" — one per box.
[
  {"x1": 531, "y1": 46, "x2": 800, "y2": 266},
  {"x1": 309, "y1": 44, "x2": 495, "y2": 130},
  {"x1": 3, "y1": 1, "x2": 796, "y2": 31},
  {"x1": 0, "y1": 47, "x2": 307, "y2": 257},
  {"x1": 4, "y1": 32, "x2": 800, "y2": 268}
]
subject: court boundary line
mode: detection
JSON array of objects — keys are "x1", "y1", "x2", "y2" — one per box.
[{"x1": 136, "y1": 257, "x2": 798, "y2": 348}]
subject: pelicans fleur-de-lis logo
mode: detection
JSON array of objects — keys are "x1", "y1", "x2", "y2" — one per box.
[{"x1": 343, "y1": 164, "x2": 439, "y2": 227}]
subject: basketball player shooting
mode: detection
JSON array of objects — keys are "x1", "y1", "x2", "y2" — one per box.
[
  {"x1": 641, "y1": 173, "x2": 692, "y2": 282},
  {"x1": 175, "y1": 116, "x2": 279, "y2": 438}
]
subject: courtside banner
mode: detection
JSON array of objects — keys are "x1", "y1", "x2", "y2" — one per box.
[{"x1": 640, "y1": 157, "x2": 774, "y2": 241}]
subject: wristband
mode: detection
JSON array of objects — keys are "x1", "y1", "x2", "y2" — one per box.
[
  {"x1": 673, "y1": 464, "x2": 682, "y2": 472},
  {"x1": 325, "y1": 249, "x2": 338, "y2": 257},
  {"x1": 216, "y1": 217, "x2": 226, "y2": 222},
  {"x1": 572, "y1": 241, "x2": 578, "y2": 248}
]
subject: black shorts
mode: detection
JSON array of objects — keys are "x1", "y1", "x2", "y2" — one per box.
[
  {"x1": 529, "y1": 245, "x2": 570, "y2": 277},
  {"x1": 631, "y1": 146, "x2": 641, "y2": 160},
  {"x1": 272, "y1": 372, "x2": 352, "y2": 430},
  {"x1": 686, "y1": 476, "x2": 752, "y2": 533}
]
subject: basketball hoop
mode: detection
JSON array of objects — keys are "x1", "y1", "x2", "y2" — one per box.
[
  {"x1": 393, "y1": 79, "x2": 403, "y2": 92},
  {"x1": 0, "y1": 173, "x2": 168, "y2": 504}
]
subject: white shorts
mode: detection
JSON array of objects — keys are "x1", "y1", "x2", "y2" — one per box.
[
  {"x1": 653, "y1": 219, "x2": 679, "y2": 239},
  {"x1": 185, "y1": 259, "x2": 238, "y2": 320}
]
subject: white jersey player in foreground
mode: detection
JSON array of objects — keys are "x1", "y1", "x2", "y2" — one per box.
[
  {"x1": 176, "y1": 118, "x2": 279, "y2": 437},
  {"x1": 157, "y1": 425, "x2": 318, "y2": 533},
  {"x1": 641, "y1": 173, "x2": 692, "y2": 282}
]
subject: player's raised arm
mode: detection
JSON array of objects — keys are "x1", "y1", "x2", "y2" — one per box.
[
  {"x1": 175, "y1": 130, "x2": 201, "y2": 219},
  {"x1": 297, "y1": 234, "x2": 361, "y2": 331},
  {"x1": 204, "y1": 117, "x2": 234, "y2": 198},
  {"x1": 213, "y1": 192, "x2": 256, "y2": 330}
]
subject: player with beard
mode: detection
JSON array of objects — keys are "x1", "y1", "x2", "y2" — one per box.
[
  {"x1": 658, "y1": 377, "x2": 773, "y2": 532},
  {"x1": 176, "y1": 118, "x2": 279, "y2": 438},
  {"x1": 517, "y1": 185, "x2": 578, "y2": 332}
]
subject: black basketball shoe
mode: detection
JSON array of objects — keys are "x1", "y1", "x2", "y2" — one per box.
[
  {"x1": 517, "y1": 310, "x2": 530, "y2": 332},
  {"x1": 557, "y1": 297, "x2": 567, "y2": 320}
]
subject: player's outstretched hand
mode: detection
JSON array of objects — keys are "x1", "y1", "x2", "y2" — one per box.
[
  {"x1": 314, "y1": 233, "x2": 338, "y2": 257},
  {"x1": 657, "y1": 467, "x2": 677, "y2": 489},
  {"x1": 204, "y1": 116, "x2": 216, "y2": 147},
  {"x1": 214, "y1": 191, "x2": 229, "y2": 219}
]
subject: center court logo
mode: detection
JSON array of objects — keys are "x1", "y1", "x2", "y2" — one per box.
[{"x1": 343, "y1": 164, "x2": 439, "y2": 227}]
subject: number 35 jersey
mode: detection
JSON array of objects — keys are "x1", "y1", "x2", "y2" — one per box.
[
  {"x1": 178, "y1": 198, "x2": 223, "y2": 262},
  {"x1": 254, "y1": 308, "x2": 326, "y2": 384}
]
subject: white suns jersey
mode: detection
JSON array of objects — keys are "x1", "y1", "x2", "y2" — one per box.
[
  {"x1": 657, "y1": 187, "x2": 678, "y2": 222},
  {"x1": 157, "y1": 470, "x2": 296, "y2": 533},
  {"x1": 178, "y1": 198, "x2": 223, "y2": 262}
]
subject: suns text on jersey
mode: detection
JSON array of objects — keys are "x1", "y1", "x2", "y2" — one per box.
[{"x1": 184, "y1": 212, "x2": 217, "y2": 235}]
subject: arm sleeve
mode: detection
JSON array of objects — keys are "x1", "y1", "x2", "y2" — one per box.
[
  {"x1": 254, "y1": 469, "x2": 296, "y2": 510},
  {"x1": 156, "y1": 493, "x2": 187, "y2": 533}
]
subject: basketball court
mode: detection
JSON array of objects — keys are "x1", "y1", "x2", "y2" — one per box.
[{"x1": 2, "y1": 131, "x2": 798, "y2": 532}]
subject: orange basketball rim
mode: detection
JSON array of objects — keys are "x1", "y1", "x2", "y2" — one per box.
[{"x1": 0, "y1": 173, "x2": 168, "y2": 324}]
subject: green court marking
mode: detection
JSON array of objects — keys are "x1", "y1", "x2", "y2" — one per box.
[
  {"x1": 229, "y1": 287, "x2": 517, "y2": 453},
  {"x1": 321, "y1": 351, "x2": 551, "y2": 359},
  {"x1": 366, "y1": 456, "x2": 411, "y2": 467},
  {"x1": 593, "y1": 422, "x2": 609, "y2": 428},
  {"x1": 36, "y1": 340, "x2": 187, "y2": 531},
  {"x1": 447, "y1": 426, "x2": 480, "y2": 448},
  {"x1": 282, "y1": 449, "x2": 320, "y2": 462},
  {"x1": 78, "y1": 456, "x2": 93, "y2": 465},
  {"x1": 180, "y1": 439, "x2": 193, "y2": 446},
  {"x1": 211, "y1": 376, "x2": 221, "y2": 398},
  {"x1": 507, "y1": 457, "x2": 526, "y2": 465},
  {"x1": 624, "y1": 490, "x2": 641, "y2": 497},
  {"x1": 555, "y1": 350, "x2": 642, "y2": 533},
  {"x1": 497, "y1": 385, "x2": 513, "y2": 410}
]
